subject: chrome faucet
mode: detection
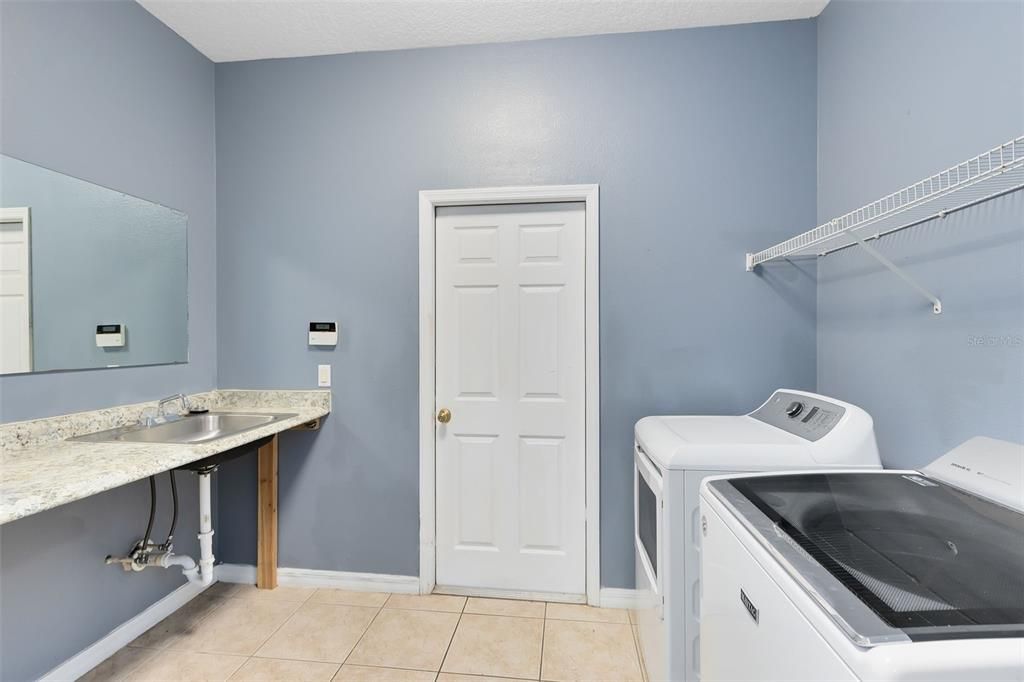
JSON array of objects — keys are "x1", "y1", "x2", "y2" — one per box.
[{"x1": 156, "y1": 394, "x2": 191, "y2": 420}]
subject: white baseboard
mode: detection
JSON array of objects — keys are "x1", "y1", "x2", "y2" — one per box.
[
  {"x1": 40, "y1": 580, "x2": 210, "y2": 682},
  {"x1": 217, "y1": 564, "x2": 633, "y2": 607},
  {"x1": 599, "y1": 587, "x2": 640, "y2": 610},
  {"x1": 215, "y1": 563, "x2": 419, "y2": 594},
  {"x1": 280, "y1": 566, "x2": 420, "y2": 593}
]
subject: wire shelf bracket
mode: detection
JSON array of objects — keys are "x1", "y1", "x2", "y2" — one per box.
[
  {"x1": 746, "y1": 135, "x2": 1024, "y2": 315},
  {"x1": 848, "y1": 227, "x2": 942, "y2": 314}
]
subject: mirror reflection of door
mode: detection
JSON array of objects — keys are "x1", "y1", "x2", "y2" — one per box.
[
  {"x1": 0, "y1": 207, "x2": 32, "y2": 374},
  {"x1": 0, "y1": 154, "x2": 188, "y2": 375}
]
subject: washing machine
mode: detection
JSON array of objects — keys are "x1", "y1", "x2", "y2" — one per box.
[
  {"x1": 632, "y1": 389, "x2": 882, "y2": 682},
  {"x1": 699, "y1": 436, "x2": 1024, "y2": 682}
]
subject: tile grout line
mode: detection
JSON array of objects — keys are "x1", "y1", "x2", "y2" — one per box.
[
  {"x1": 111, "y1": 590, "x2": 636, "y2": 681},
  {"x1": 98, "y1": 644, "x2": 163, "y2": 681},
  {"x1": 439, "y1": 670, "x2": 537, "y2": 681},
  {"x1": 434, "y1": 609, "x2": 550, "y2": 682},
  {"x1": 125, "y1": 590, "x2": 232, "y2": 651},
  {"x1": 545, "y1": 612, "x2": 632, "y2": 624},
  {"x1": 438, "y1": 601, "x2": 546, "y2": 682},
  {"x1": 243, "y1": 593, "x2": 467, "y2": 673},
  {"x1": 435, "y1": 594, "x2": 468, "y2": 678},
  {"x1": 228, "y1": 593, "x2": 387, "y2": 669},
  {"x1": 336, "y1": 599, "x2": 388, "y2": 670},
  {"x1": 628, "y1": 611, "x2": 648, "y2": 682},
  {"x1": 537, "y1": 606, "x2": 548, "y2": 682},
  {"x1": 226, "y1": 653, "x2": 250, "y2": 680},
  {"x1": 234, "y1": 646, "x2": 349, "y2": 674},
  {"x1": 226, "y1": 587, "x2": 316, "y2": 660}
]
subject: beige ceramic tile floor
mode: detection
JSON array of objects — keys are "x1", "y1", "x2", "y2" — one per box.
[{"x1": 80, "y1": 583, "x2": 646, "y2": 682}]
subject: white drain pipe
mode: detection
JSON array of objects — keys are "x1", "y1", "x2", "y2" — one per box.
[
  {"x1": 155, "y1": 470, "x2": 214, "y2": 586},
  {"x1": 161, "y1": 552, "x2": 198, "y2": 581},
  {"x1": 195, "y1": 470, "x2": 215, "y2": 585}
]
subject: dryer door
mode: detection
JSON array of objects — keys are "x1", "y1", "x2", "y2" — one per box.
[{"x1": 635, "y1": 443, "x2": 663, "y2": 618}]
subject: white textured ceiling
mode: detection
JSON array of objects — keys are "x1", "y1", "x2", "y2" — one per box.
[{"x1": 138, "y1": 0, "x2": 829, "y2": 63}]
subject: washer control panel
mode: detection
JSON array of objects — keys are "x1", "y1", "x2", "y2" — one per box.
[{"x1": 749, "y1": 391, "x2": 846, "y2": 442}]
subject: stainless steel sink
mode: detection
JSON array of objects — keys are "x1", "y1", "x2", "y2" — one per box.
[{"x1": 73, "y1": 411, "x2": 298, "y2": 445}]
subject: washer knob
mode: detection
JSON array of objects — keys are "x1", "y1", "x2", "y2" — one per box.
[{"x1": 785, "y1": 401, "x2": 804, "y2": 419}]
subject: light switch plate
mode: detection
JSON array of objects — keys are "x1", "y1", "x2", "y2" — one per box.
[{"x1": 317, "y1": 364, "x2": 331, "y2": 387}]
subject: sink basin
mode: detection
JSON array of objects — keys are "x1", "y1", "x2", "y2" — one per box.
[{"x1": 73, "y1": 411, "x2": 298, "y2": 445}]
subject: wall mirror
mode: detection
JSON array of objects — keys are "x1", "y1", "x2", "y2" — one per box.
[{"x1": 0, "y1": 154, "x2": 187, "y2": 374}]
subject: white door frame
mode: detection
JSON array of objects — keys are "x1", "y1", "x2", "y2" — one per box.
[
  {"x1": 0, "y1": 207, "x2": 33, "y2": 373},
  {"x1": 419, "y1": 184, "x2": 600, "y2": 605}
]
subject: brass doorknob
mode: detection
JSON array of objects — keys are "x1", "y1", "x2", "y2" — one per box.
[{"x1": 437, "y1": 408, "x2": 452, "y2": 424}]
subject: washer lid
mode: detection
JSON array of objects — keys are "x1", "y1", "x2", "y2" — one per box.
[
  {"x1": 922, "y1": 437, "x2": 1024, "y2": 512},
  {"x1": 634, "y1": 389, "x2": 878, "y2": 471},
  {"x1": 635, "y1": 415, "x2": 813, "y2": 471},
  {"x1": 710, "y1": 468, "x2": 1024, "y2": 644},
  {"x1": 660, "y1": 415, "x2": 801, "y2": 445}
]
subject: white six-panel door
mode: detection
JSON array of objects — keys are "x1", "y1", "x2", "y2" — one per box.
[
  {"x1": 0, "y1": 208, "x2": 32, "y2": 374},
  {"x1": 434, "y1": 202, "x2": 587, "y2": 596}
]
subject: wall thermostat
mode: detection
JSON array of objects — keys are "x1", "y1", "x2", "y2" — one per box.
[
  {"x1": 96, "y1": 324, "x2": 126, "y2": 348},
  {"x1": 308, "y1": 321, "x2": 338, "y2": 346}
]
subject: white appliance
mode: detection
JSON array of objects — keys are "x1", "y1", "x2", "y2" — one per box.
[
  {"x1": 699, "y1": 436, "x2": 1024, "y2": 682},
  {"x1": 633, "y1": 389, "x2": 882, "y2": 682}
]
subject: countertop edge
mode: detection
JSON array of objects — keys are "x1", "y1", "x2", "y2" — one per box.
[{"x1": 0, "y1": 405, "x2": 330, "y2": 526}]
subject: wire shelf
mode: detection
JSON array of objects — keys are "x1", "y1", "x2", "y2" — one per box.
[{"x1": 747, "y1": 136, "x2": 1024, "y2": 270}]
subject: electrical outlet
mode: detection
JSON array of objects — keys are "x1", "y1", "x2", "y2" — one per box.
[{"x1": 318, "y1": 364, "x2": 331, "y2": 387}]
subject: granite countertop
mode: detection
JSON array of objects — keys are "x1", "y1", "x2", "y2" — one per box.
[{"x1": 0, "y1": 390, "x2": 330, "y2": 525}]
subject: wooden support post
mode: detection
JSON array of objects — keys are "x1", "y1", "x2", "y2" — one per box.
[{"x1": 257, "y1": 434, "x2": 279, "y2": 589}]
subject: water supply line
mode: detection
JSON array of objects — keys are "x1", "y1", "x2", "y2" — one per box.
[
  {"x1": 165, "y1": 467, "x2": 179, "y2": 547},
  {"x1": 142, "y1": 476, "x2": 157, "y2": 551},
  {"x1": 106, "y1": 468, "x2": 215, "y2": 586}
]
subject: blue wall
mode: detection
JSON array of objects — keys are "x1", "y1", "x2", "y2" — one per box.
[
  {"x1": 214, "y1": 22, "x2": 819, "y2": 587},
  {"x1": 0, "y1": 1, "x2": 216, "y2": 419},
  {"x1": 816, "y1": 0, "x2": 1024, "y2": 469},
  {"x1": 0, "y1": 2, "x2": 216, "y2": 679},
  {"x1": 0, "y1": 155, "x2": 189, "y2": 372},
  {"x1": 3, "y1": 3, "x2": 1018, "y2": 677}
]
